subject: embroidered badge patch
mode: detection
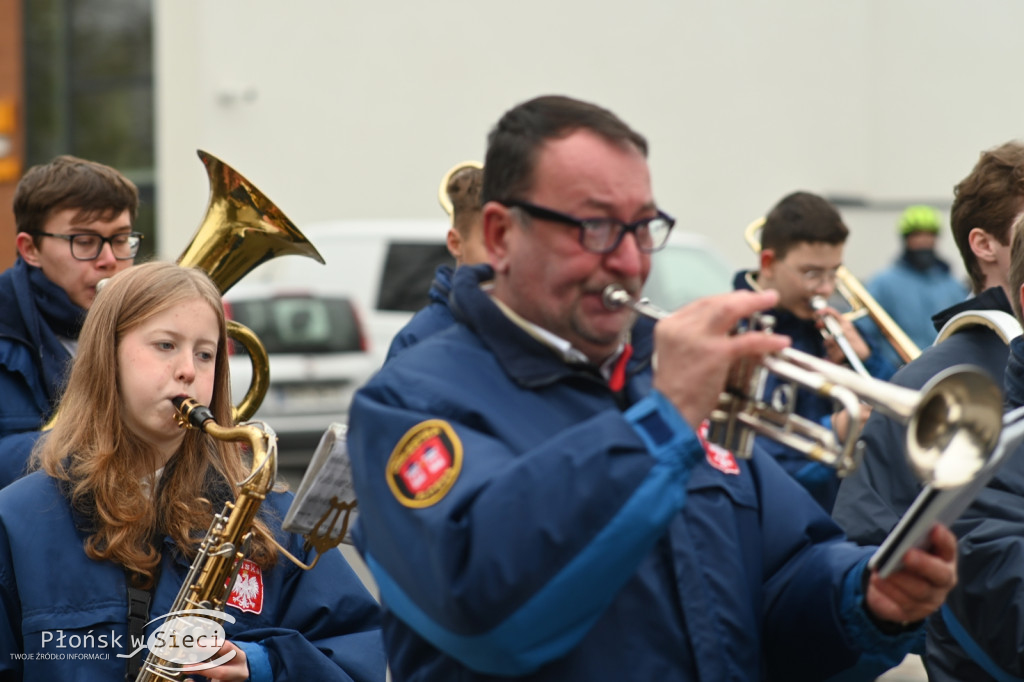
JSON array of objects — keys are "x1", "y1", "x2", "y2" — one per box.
[
  {"x1": 697, "y1": 421, "x2": 741, "y2": 475},
  {"x1": 387, "y1": 420, "x2": 463, "y2": 508},
  {"x1": 227, "y1": 559, "x2": 264, "y2": 614}
]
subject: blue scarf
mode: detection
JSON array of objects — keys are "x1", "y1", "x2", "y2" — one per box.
[{"x1": 0, "y1": 258, "x2": 87, "y2": 403}]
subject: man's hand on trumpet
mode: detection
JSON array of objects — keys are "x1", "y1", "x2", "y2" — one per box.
[{"x1": 651, "y1": 289, "x2": 790, "y2": 430}]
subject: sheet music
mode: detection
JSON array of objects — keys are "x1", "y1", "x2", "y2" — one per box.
[
  {"x1": 283, "y1": 423, "x2": 359, "y2": 547},
  {"x1": 869, "y1": 405, "x2": 1024, "y2": 578}
]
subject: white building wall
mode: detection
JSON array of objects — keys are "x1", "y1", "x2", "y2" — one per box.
[{"x1": 154, "y1": 0, "x2": 1024, "y2": 283}]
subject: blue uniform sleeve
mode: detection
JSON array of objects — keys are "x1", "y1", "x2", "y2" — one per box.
[
  {"x1": 349, "y1": 383, "x2": 704, "y2": 676},
  {"x1": 751, "y1": 451, "x2": 924, "y2": 680},
  {"x1": 228, "y1": 528, "x2": 386, "y2": 681}
]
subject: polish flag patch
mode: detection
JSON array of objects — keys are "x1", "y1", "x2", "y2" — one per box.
[
  {"x1": 697, "y1": 421, "x2": 741, "y2": 475},
  {"x1": 227, "y1": 559, "x2": 264, "y2": 614}
]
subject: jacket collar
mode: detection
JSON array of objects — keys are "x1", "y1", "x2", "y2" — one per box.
[
  {"x1": 449, "y1": 264, "x2": 654, "y2": 389},
  {"x1": 931, "y1": 286, "x2": 1012, "y2": 331}
]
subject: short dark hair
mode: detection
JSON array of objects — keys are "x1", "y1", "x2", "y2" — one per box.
[
  {"x1": 13, "y1": 155, "x2": 139, "y2": 242},
  {"x1": 481, "y1": 95, "x2": 648, "y2": 204},
  {"x1": 951, "y1": 141, "x2": 1024, "y2": 293},
  {"x1": 760, "y1": 191, "x2": 849, "y2": 259}
]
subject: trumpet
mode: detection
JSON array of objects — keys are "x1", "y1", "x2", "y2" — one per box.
[{"x1": 603, "y1": 284, "x2": 1002, "y2": 487}]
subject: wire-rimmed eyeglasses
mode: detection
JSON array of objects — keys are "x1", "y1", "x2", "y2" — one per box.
[
  {"x1": 777, "y1": 261, "x2": 840, "y2": 287},
  {"x1": 38, "y1": 231, "x2": 143, "y2": 261},
  {"x1": 500, "y1": 200, "x2": 675, "y2": 254}
]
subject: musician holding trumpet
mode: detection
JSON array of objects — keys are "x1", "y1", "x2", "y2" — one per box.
[
  {"x1": 733, "y1": 191, "x2": 896, "y2": 512},
  {"x1": 346, "y1": 94, "x2": 957, "y2": 681}
]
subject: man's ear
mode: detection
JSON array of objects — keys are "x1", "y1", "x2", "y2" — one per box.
[
  {"x1": 15, "y1": 232, "x2": 42, "y2": 267},
  {"x1": 482, "y1": 202, "x2": 513, "y2": 271},
  {"x1": 759, "y1": 248, "x2": 777, "y2": 275},
  {"x1": 968, "y1": 227, "x2": 999, "y2": 264}
]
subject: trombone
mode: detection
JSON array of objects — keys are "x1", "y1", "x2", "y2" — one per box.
[
  {"x1": 603, "y1": 284, "x2": 1002, "y2": 488},
  {"x1": 744, "y1": 218, "x2": 921, "y2": 366}
]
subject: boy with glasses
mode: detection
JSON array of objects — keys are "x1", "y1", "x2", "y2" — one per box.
[
  {"x1": 733, "y1": 190, "x2": 894, "y2": 511},
  {"x1": 0, "y1": 155, "x2": 139, "y2": 487}
]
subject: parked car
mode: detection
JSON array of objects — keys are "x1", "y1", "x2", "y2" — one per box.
[
  {"x1": 239, "y1": 219, "x2": 453, "y2": 368},
  {"x1": 644, "y1": 230, "x2": 736, "y2": 311},
  {"x1": 223, "y1": 283, "x2": 377, "y2": 464}
]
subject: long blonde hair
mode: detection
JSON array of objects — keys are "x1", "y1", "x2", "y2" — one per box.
[{"x1": 36, "y1": 262, "x2": 277, "y2": 587}]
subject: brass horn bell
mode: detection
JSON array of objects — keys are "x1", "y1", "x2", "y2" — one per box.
[{"x1": 178, "y1": 150, "x2": 325, "y2": 422}]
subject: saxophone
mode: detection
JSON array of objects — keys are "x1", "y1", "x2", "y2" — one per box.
[{"x1": 133, "y1": 397, "x2": 278, "y2": 682}]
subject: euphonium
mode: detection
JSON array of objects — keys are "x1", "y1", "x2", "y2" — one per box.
[
  {"x1": 603, "y1": 284, "x2": 1003, "y2": 488},
  {"x1": 134, "y1": 397, "x2": 278, "y2": 682},
  {"x1": 179, "y1": 150, "x2": 325, "y2": 422}
]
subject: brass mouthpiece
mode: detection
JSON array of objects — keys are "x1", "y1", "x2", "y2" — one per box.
[{"x1": 172, "y1": 396, "x2": 216, "y2": 430}]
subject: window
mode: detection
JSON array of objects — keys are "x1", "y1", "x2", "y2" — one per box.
[
  {"x1": 228, "y1": 296, "x2": 364, "y2": 354},
  {"x1": 23, "y1": 0, "x2": 155, "y2": 257},
  {"x1": 376, "y1": 242, "x2": 454, "y2": 313}
]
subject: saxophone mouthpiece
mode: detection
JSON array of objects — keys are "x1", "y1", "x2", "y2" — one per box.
[{"x1": 172, "y1": 396, "x2": 216, "y2": 430}]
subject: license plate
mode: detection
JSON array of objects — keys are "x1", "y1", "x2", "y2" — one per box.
[{"x1": 274, "y1": 383, "x2": 347, "y2": 409}]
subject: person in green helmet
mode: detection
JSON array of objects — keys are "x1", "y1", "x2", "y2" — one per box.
[{"x1": 863, "y1": 204, "x2": 968, "y2": 366}]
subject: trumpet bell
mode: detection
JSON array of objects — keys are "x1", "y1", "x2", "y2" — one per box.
[{"x1": 909, "y1": 365, "x2": 1003, "y2": 488}]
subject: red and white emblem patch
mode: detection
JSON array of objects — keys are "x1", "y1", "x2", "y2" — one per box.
[
  {"x1": 697, "y1": 421, "x2": 741, "y2": 475},
  {"x1": 227, "y1": 559, "x2": 264, "y2": 614},
  {"x1": 387, "y1": 420, "x2": 463, "y2": 508}
]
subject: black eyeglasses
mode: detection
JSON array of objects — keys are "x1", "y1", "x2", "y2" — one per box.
[
  {"x1": 38, "y1": 231, "x2": 143, "y2": 261},
  {"x1": 500, "y1": 200, "x2": 675, "y2": 254}
]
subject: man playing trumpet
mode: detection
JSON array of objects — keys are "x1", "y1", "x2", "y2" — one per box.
[
  {"x1": 733, "y1": 191, "x2": 895, "y2": 511},
  {"x1": 346, "y1": 94, "x2": 956, "y2": 682}
]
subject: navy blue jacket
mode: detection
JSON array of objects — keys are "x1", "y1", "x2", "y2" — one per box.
[
  {"x1": 732, "y1": 271, "x2": 894, "y2": 511},
  {"x1": 0, "y1": 471, "x2": 386, "y2": 681},
  {"x1": 0, "y1": 260, "x2": 81, "y2": 489},
  {"x1": 832, "y1": 287, "x2": 1014, "y2": 545},
  {"x1": 347, "y1": 264, "x2": 923, "y2": 681},
  {"x1": 385, "y1": 265, "x2": 455, "y2": 363},
  {"x1": 922, "y1": 334, "x2": 1024, "y2": 680}
]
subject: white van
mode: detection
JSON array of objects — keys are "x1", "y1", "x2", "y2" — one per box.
[{"x1": 243, "y1": 219, "x2": 452, "y2": 368}]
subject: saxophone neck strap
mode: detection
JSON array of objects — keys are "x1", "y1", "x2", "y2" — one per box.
[{"x1": 124, "y1": 556, "x2": 163, "y2": 682}]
